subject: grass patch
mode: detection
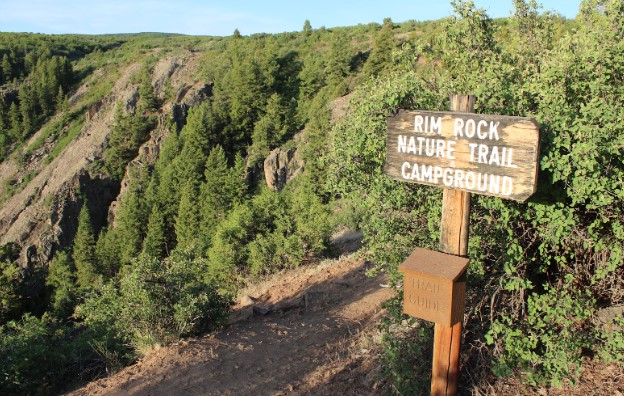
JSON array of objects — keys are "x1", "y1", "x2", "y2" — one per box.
[{"x1": 47, "y1": 114, "x2": 86, "y2": 163}]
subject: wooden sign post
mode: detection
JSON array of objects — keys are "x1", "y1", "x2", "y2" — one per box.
[{"x1": 385, "y1": 95, "x2": 540, "y2": 395}]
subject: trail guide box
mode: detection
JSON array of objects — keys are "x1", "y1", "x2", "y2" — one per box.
[{"x1": 399, "y1": 248, "x2": 470, "y2": 326}]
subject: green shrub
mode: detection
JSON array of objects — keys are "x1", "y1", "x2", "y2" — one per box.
[
  {"x1": 76, "y1": 254, "x2": 230, "y2": 353},
  {"x1": 328, "y1": 0, "x2": 624, "y2": 388},
  {"x1": 0, "y1": 314, "x2": 107, "y2": 395}
]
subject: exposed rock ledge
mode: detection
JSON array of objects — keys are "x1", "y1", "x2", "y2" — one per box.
[{"x1": 263, "y1": 146, "x2": 303, "y2": 191}]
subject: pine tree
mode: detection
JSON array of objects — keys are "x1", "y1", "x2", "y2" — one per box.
[
  {"x1": 175, "y1": 181, "x2": 201, "y2": 251},
  {"x1": 248, "y1": 93, "x2": 288, "y2": 167},
  {"x1": 157, "y1": 161, "x2": 182, "y2": 246},
  {"x1": 175, "y1": 102, "x2": 217, "y2": 183},
  {"x1": 302, "y1": 20, "x2": 312, "y2": 36},
  {"x1": 326, "y1": 30, "x2": 352, "y2": 95},
  {"x1": 364, "y1": 18, "x2": 396, "y2": 77},
  {"x1": 55, "y1": 86, "x2": 67, "y2": 113},
  {"x1": 200, "y1": 145, "x2": 230, "y2": 242},
  {"x1": 8, "y1": 102, "x2": 21, "y2": 141},
  {"x1": 18, "y1": 84, "x2": 35, "y2": 138},
  {"x1": 116, "y1": 184, "x2": 147, "y2": 266},
  {"x1": 95, "y1": 226, "x2": 121, "y2": 278},
  {"x1": 138, "y1": 66, "x2": 158, "y2": 112},
  {"x1": 46, "y1": 250, "x2": 76, "y2": 318},
  {"x1": 200, "y1": 147, "x2": 247, "y2": 249},
  {"x1": 73, "y1": 203, "x2": 98, "y2": 291},
  {"x1": 142, "y1": 204, "x2": 167, "y2": 259},
  {"x1": 1, "y1": 54, "x2": 12, "y2": 83}
]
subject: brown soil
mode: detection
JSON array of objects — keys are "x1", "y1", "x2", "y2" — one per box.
[{"x1": 68, "y1": 255, "x2": 394, "y2": 396}]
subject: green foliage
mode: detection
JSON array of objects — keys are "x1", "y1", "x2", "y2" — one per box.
[
  {"x1": 364, "y1": 18, "x2": 397, "y2": 77},
  {"x1": 175, "y1": 181, "x2": 201, "y2": 251},
  {"x1": 0, "y1": 260, "x2": 22, "y2": 325},
  {"x1": 138, "y1": 64, "x2": 158, "y2": 112},
  {"x1": 76, "y1": 254, "x2": 230, "y2": 352},
  {"x1": 380, "y1": 297, "x2": 433, "y2": 394},
  {"x1": 95, "y1": 226, "x2": 121, "y2": 279},
  {"x1": 115, "y1": 179, "x2": 149, "y2": 268},
  {"x1": 0, "y1": 49, "x2": 74, "y2": 158},
  {"x1": 207, "y1": 184, "x2": 332, "y2": 285},
  {"x1": 596, "y1": 314, "x2": 624, "y2": 363},
  {"x1": 46, "y1": 251, "x2": 76, "y2": 319},
  {"x1": 302, "y1": 20, "x2": 313, "y2": 35},
  {"x1": 486, "y1": 287, "x2": 595, "y2": 386},
  {"x1": 0, "y1": 314, "x2": 114, "y2": 395},
  {"x1": 248, "y1": 93, "x2": 295, "y2": 167},
  {"x1": 200, "y1": 145, "x2": 246, "y2": 247},
  {"x1": 6, "y1": 12, "x2": 597, "y2": 392},
  {"x1": 0, "y1": 314, "x2": 68, "y2": 394},
  {"x1": 103, "y1": 105, "x2": 152, "y2": 180},
  {"x1": 73, "y1": 202, "x2": 99, "y2": 291},
  {"x1": 142, "y1": 205, "x2": 167, "y2": 259},
  {"x1": 328, "y1": 0, "x2": 624, "y2": 388}
]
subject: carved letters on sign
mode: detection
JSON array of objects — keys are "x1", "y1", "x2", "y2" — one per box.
[
  {"x1": 399, "y1": 248, "x2": 469, "y2": 326},
  {"x1": 385, "y1": 110, "x2": 540, "y2": 201}
]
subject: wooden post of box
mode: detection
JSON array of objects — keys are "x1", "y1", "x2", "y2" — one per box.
[{"x1": 399, "y1": 248, "x2": 469, "y2": 327}]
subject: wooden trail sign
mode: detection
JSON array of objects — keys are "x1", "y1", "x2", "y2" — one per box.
[
  {"x1": 386, "y1": 95, "x2": 540, "y2": 396},
  {"x1": 385, "y1": 109, "x2": 540, "y2": 201}
]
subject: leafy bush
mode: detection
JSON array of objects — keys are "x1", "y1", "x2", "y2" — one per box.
[
  {"x1": 76, "y1": 254, "x2": 230, "y2": 353},
  {"x1": 328, "y1": 0, "x2": 624, "y2": 389},
  {"x1": 0, "y1": 314, "x2": 111, "y2": 395}
]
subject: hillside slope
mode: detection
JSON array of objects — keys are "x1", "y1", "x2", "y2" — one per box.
[{"x1": 0, "y1": 51, "x2": 203, "y2": 266}]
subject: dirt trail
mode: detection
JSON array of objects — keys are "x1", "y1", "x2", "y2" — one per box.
[{"x1": 70, "y1": 255, "x2": 394, "y2": 396}]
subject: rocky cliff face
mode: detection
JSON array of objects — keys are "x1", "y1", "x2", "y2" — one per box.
[
  {"x1": 0, "y1": 52, "x2": 208, "y2": 268},
  {"x1": 263, "y1": 145, "x2": 303, "y2": 191}
]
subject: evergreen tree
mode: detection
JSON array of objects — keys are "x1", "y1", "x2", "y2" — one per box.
[
  {"x1": 8, "y1": 101, "x2": 21, "y2": 141},
  {"x1": 142, "y1": 204, "x2": 167, "y2": 259},
  {"x1": 105, "y1": 104, "x2": 151, "y2": 180},
  {"x1": 55, "y1": 86, "x2": 66, "y2": 112},
  {"x1": 115, "y1": 183, "x2": 147, "y2": 266},
  {"x1": 1, "y1": 54, "x2": 12, "y2": 83},
  {"x1": 156, "y1": 161, "x2": 182, "y2": 246},
  {"x1": 200, "y1": 148, "x2": 247, "y2": 250},
  {"x1": 364, "y1": 18, "x2": 396, "y2": 77},
  {"x1": 18, "y1": 84, "x2": 35, "y2": 138},
  {"x1": 73, "y1": 203, "x2": 98, "y2": 291},
  {"x1": 175, "y1": 181, "x2": 201, "y2": 251},
  {"x1": 138, "y1": 66, "x2": 158, "y2": 112},
  {"x1": 176, "y1": 102, "x2": 218, "y2": 183},
  {"x1": 200, "y1": 145, "x2": 230, "y2": 243},
  {"x1": 46, "y1": 251, "x2": 76, "y2": 318},
  {"x1": 0, "y1": 258, "x2": 22, "y2": 324},
  {"x1": 326, "y1": 30, "x2": 352, "y2": 95},
  {"x1": 303, "y1": 20, "x2": 313, "y2": 35},
  {"x1": 95, "y1": 226, "x2": 121, "y2": 279},
  {"x1": 248, "y1": 93, "x2": 289, "y2": 166}
]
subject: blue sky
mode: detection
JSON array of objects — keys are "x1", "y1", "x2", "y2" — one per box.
[{"x1": 0, "y1": 0, "x2": 582, "y2": 36}]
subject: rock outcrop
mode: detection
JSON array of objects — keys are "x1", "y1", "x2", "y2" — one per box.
[{"x1": 263, "y1": 146, "x2": 303, "y2": 191}]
